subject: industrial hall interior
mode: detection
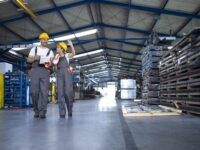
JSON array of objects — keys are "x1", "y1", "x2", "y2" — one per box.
[{"x1": 0, "y1": 0, "x2": 200, "y2": 150}]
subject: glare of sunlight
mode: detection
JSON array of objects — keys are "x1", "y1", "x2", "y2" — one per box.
[{"x1": 98, "y1": 83, "x2": 117, "y2": 111}]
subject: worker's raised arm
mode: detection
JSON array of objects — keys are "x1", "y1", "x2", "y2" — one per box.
[{"x1": 67, "y1": 40, "x2": 76, "y2": 59}]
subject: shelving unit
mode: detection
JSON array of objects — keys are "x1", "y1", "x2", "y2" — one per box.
[{"x1": 4, "y1": 72, "x2": 30, "y2": 108}]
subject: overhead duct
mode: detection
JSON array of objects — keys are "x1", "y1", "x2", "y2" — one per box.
[{"x1": 15, "y1": 0, "x2": 37, "y2": 19}]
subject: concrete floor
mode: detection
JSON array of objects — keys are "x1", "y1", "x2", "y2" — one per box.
[{"x1": 0, "y1": 97, "x2": 200, "y2": 150}]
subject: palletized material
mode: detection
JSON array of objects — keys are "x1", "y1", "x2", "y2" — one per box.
[
  {"x1": 120, "y1": 79, "x2": 136, "y2": 100},
  {"x1": 120, "y1": 79, "x2": 136, "y2": 89},
  {"x1": 121, "y1": 89, "x2": 136, "y2": 99},
  {"x1": 159, "y1": 28, "x2": 200, "y2": 114},
  {"x1": 142, "y1": 45, "x2": 167, "y2": 101},
  {"x1": 0, "y1": 74, "x2": 4, "y2": 108}
]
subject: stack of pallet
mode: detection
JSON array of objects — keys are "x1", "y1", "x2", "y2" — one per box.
[
  {"x1": 160, "y1": 28, "x2": 200, "y2": 114},
  {"x1": 142, "y1": 45, "x2": 167, "y2": 104}
]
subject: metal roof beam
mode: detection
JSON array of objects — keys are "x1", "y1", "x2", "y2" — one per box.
[
  {"x1": 105, "y1": 47, "x2": 141, "y2": 55},
  {"x1": 173, "y1": 7, "x2": 200, "y2": 35},
  {"x1": 108, "y1": 59, "x2": 141, "y2": 68},
  {"x1": 106, "y1": 53, "x2": 141, "y2": 63},
  {"x1": 148, "y1": 0, "x2": 169, "y2": 34},
  {"x1": 1, "y1": 0, "x2": 199, "y2": 25},
  {"x1": 10, "y1": 1, "x2": 45, "y2": 32},
  {"x1": 109, "y1": 64, "x2": 141, "y2": 72},
  {"x1": 49, "y1": 0, "x2": 96, "y2": 70},
  {"x1": 78, "y1": 55, "x2": 141, "y2": 68},
  {"x1": 79, "y1": 57, "x2": 141, "y2": 69},
  {"x1": 1, "y1": 25, "x2": 26, "y2": 40},
  {"x1": 0, "y1": 1, "x2": 88, "y2": 24},
  {"x1": 96, "y1": 0, "x2": 200, "y2": 19},
  {"x1": 77, "y1": 55, "x2": 104, "y2": 63},
  {"x1": 0, "y1": 23, "x2": 180, "y2": 45},
  {"x1": 74, "y1": 38, "x2": 145, "y2": 47}
]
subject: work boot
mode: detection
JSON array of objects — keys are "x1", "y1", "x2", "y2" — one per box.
[
  {"x1": 39, "y1": 114, "x2": 46, "y2": 119},
  {"x1": 39, "y1": 111, "x2": 46, "y2": 119},
  {"x1": 68, "y1": 113, "x2": 72, "y2": 117},
  {"x1": 60, "y1": 115, "x2": 65, "y2": 118},
  {"x1": 34, "y1": 113, "x2": 39, "y2": 118}
]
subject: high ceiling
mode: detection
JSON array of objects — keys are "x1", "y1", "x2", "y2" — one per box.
[{"x1": 0, "y1": 0, "x2": 200, "y2": 82}]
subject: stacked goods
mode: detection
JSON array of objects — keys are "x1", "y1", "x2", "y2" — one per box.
[
  {"x1": 159, "y1": 28, "x2": 200, "y2": 114},
  {"x1": 120, "y1": 79, "x2": 136, "y2": 100},
  {"x1": 142, "y1": 45, "x2": 167, "y2": 103}
]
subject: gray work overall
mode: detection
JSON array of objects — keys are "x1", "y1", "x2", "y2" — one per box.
[
  {"x1": 30, "y1": 48, "x2": 50, "y2": 116},
  {"x1": 57, "y1": 56, "x2": 73, "y2": 116}
]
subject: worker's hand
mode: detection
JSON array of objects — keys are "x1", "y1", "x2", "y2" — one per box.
[
  {"x1": 45, "y1": 61, "x2": 51, "y2": 68},
  {"x1": 67, "y1": 40, "x2": 73, "y2": 46},
  {"x1": 34, "y1": 55, "x2": 40, "y2": 61},
  {"x1": 52, "y1": 54, "x2": 60, "y2": 65}
]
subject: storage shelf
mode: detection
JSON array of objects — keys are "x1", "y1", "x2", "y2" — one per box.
[{"x1": 4, "y1": 72, "x2": 30, "y2": 108}]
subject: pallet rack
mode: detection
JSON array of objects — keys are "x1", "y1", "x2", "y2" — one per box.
[{"x1": 159, "y1": 28, "x2": 200, "y2": 114}]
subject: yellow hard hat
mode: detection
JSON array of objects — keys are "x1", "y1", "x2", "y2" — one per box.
[
  {"x1": 58, "y1": 42, "x2": 67, "y2": 51},
  {"x1": 39, "y1": 33, "x2": 49, "y2": 39}
]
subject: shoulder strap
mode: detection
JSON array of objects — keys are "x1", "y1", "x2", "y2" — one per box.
[
  {"x1": 46, "y1": 49, "x2": 51, "y2": 56},
  {"x1": 35, "y1": 46, "x2": 38, "y2": 56}
]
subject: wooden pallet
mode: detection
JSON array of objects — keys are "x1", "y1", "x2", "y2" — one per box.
[
  {"x1": 160, "y1": 99, "x2": 200, "y2": 115},
  {"x1": 159, "y1": 28, "x2": 200, "y2": 115},
  {"x1": 160, "y1": 61, "x2": 200, "y2": 77},
  {"x1": 160, "y1": 50, "x2": 200, "y2": 72},
  {"x1": 143, "y1": 85, "x2": 159, "y2": 91},
  {"x1": 160, "y1": 72, "x2": 200, "y2": 84},
  {"x1": 143, "y1": 98, "x2": 159, "y2": 100},
  {"x1": 160, "y1": 53, "x2": 200, "y2": 72},
  {"x1": 160, "y1": 67, "x2": 200, "y2": 80},
  {"x1": 161, "y1": 28, "x2": 200, "y2": 59}
]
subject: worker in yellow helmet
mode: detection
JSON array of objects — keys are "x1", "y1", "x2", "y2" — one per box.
[
  {"x1": 53, "y1": 40, "x2": 76, "y2": 118},
  {"x1": 27, "y1": 33, "x2": 54, "y2": 119}
]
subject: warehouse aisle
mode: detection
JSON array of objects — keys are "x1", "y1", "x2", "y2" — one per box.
[
  {"x1": 0, "y1": 98, "x2": 200, "y2": 150},
  {"x1": 0, "y1": 97, "x2": 129, "y2": 150}
]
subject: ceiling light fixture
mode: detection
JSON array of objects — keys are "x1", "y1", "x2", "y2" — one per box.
[
  {"x1": 0, "y1": 0, "x2": 8, "y2": 3},
  {"x1": 12, "y1": 47, "x2": 27, "y2": 51},
  {"x1": 73, "y1": 49, "x2": 104, "y2": 59},
  {"x1": 50, "y1": 29, "x2": 98, "y2": 41},
  {"x1": 82, "y1": 61, "x2": 106, "y2": 67}
]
